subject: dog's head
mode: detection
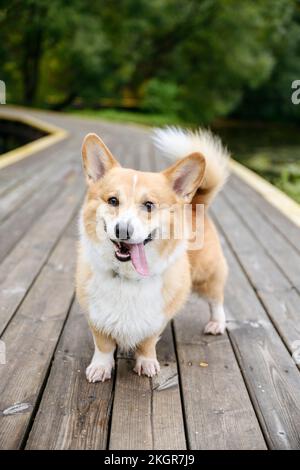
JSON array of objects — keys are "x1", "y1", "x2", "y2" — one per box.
[{"x1": 81, "y1": 133, "x2": 205, "y2": 279}]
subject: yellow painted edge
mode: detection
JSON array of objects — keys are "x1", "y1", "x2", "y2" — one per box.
[
  {"x1": 230, "y1": 159, "x2": 300, "y2": 227},
  {"x1": 2, "y1": 107, "x2": 299, "y2": 227},
  {"x1": 0, "y1": 112, "x2": 69, "y2": 170}
]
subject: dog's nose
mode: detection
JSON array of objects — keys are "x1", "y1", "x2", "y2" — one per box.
[{"x1": 115, "y1": 222, "x2": 134, "y2": 240}]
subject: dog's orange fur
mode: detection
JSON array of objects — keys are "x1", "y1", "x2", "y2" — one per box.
[
  {"x1": 189, "y1": 215, "x2": 228, "y2": 303},
  {"x1": 76, "y1": 132, "x2": 228, "y2": 379}
]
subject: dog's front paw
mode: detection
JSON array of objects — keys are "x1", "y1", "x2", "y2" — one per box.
[
  {"x1": 204, "y1": 320, "x2": 226, "y2": 335},
  {"x1": 134, "y1": 356, "x2": 160, "y2": 377},
  {"x1": 86, "y1": 360, "x2": 114, "y2": 383}
]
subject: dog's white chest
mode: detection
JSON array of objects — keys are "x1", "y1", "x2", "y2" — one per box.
[{"x1": 87, "y1": 269, "x2": 165, "y2": 350}]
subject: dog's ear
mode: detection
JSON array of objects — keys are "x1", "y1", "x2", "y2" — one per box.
[
  {"x1": 163, "y1": 153, "x2": 206, "y2": 201},
  {"x1": 82, "y1": 133, "x2": 120, "y2": 184}
]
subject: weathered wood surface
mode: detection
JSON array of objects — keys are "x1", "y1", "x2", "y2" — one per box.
[
  {"x1": 1, "y1": 106, "x2": 300, "y2": 449},
  {"x1": 109, "y1": 325, "x2": 186, "y2": 450},
  {"x1": 26, "y1": 300, "x2": 114, "y2": 450},
  {"x1": 174, "y1": 297, "x2": 266, "y2": 450}
]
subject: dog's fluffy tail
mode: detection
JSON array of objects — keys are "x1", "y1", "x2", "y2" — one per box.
[{"x1": 152, "y1": 126, "x2": 229, "y2": 207}]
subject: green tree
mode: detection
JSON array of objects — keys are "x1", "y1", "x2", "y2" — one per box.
[
  {"x1": 0, "y1": 0, "x2": 298, "y2": 123},
  {"x1": 0, "y1": 0, "x2": 106, "y2": 107},
  {"x1": 233, "y1": 0, "x2": 300, "y2": 122}
]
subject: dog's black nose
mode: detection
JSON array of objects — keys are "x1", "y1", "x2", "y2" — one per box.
[{"x1": 115, "y1": 222, "x2": 134, "y2": 240}]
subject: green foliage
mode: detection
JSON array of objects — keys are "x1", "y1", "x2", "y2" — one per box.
[
  {"x1": 277, "y1": 171, "x2": 300, "y2": 203},
  {"x1": 0, "y1": 0, "x2": 299, "y2": 123},
  {"x1": 215, "y1": 123, "x2": 300, "y2": 203},
  {"x1": 70, "y1": 108, "x2": 184, "y2": 127},
  {"x1": 233, "y1": 0, "x2": 300, "y2": 122},
  {"x1": 0, "y1": 0, "x2": 107, "y2": 107},
  {"x1": 141, "y1": 79, "x2": 180, "y2": 115}
]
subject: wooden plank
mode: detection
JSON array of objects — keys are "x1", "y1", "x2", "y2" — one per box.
[
  {"x1": 151, "y1": 326, "x2": 186, "y2": 449},
  {"x1": 0, "y1": 227, "x2": 77, "y2": 449},
  {"x1": 2, "y1": 109, "x2": 300, "y2": 450},
  {"x1": 109, "y1": 358, "x2": 153, "y2": 450},
  {"x1": 0, "y1": 140, "x2": 78, "y2": 222},
  {"x1": 211, "y1": 195, "x2": 276, "y2": 272},
  {"x1": 96, "y1": 125, "x2": 153, "y2": 171},
  {"x1": 109, "y1": 324, "x2": 186, "y2": 450},
  {"x1": 216, "y1": 230, "x2": 300, "y2": 449},
  {"x1": 0, "y1": 173, "x2": 84, "y2": 335},
  {"x1": 173, "y1": 296, "x2": 266, "y2": 450},
  {"x1": 257, "y1": 288, "x2": 300, "y2": 359},
  {"x1": 25, "y1": 301, "x2": 114, "y2": 450},
  {"x1": 224, "y1": 183, "x2": 300, "y2": 290},
  {"x1": 0, "y1": 154, "x2": 80, "y2": 264},
  {"x1": 230, "y1": 174, "x2": 300, "y2": 253},
  {"x1": 0, "y1": 145, "x2": 55, "y2": 197},
  {"x1": 211, "y1": 196, "x2": 300, "y2": 358},
  {"x1": 153, "y1": 144, "x2": 168, "y2": 172},
  {"x1": 0, "y1": 164, "x2": 54, "y2": 222},
  {"x1": 93, "y1": 128, "x2": 184, "y2": 448},
  {"x1": 0, "y1": 137, "x2": 74, "y2": 198},
  {"x1": 133, "y1": 136, "x2": 154, "y2": 172}
]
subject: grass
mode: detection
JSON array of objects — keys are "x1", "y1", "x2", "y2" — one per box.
[
  {"x1": 67, "y1": 108, "x2": 300, "y2": 204},
  {"x1": 214, "y1": 124, "x2": 300, "y2": 204},
  {"x1": 68, "y1": 108, "x2": 184, "y2": 128}
]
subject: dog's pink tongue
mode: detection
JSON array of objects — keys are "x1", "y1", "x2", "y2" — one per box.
[{"x1": 129, "y1": 243, "x2": 149, "y2": 277}]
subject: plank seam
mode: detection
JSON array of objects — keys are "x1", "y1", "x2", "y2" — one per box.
[
  {"x1": 20, "y1": 295, "x2": 76, "y2": 450},
  {"x1": 0, "y1": 154, "x2": 74, "y2": 224},
  {"x1": 212, "y1": 215, "x2": 300, "y2": 447},
  {"x1": 224, "y1": 330, "x2": 271, "y2": 449},
  {"x1": 230, "y1": 176, "x2": 300, "y2": 256},
  {"x1": 0, "y1": 164, "x2": 79, "y2": 265},
  {"x1": 229, "y1": 160, "x2": 300, "y2": 228},
  {"x1": 210, "y1": 216, "x2": 274, "y2": 447},
  {"x1": 212, "y1": 209, "x2": 299, "y2": 363},
  {"x1": 0, "y1": 209, "x2": 82, "y2": 338},
  {"x1": 0, "y1": 110, "x2": 69, "y2": 171},
  {"x1": 150, "y1": 377, "x2": 155, "y2": 449},
  {"x1": 105, "y1": 352, "x2": 119, "y2": 450},
  {"x1": 170, "y1": 320, "x2": 189, "y2": 450},
  {"x1": 222, "y1": 191, "x2": 300, "y2": 307}
]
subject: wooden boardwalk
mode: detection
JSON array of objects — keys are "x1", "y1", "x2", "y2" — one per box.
[{"x1": 1, "y1": 107, "x2": 300, "y2": 450}]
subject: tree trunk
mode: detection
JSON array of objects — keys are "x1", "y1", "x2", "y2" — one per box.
[
  {"x1": 50, "y1": 91, "x2": 78, "y2": 111},
  {"x1": 21, "y1": 4, "x2": 46, "y2": 106}
]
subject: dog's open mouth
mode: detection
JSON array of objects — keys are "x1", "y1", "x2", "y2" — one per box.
[{"x1": 111, "y1": 231, "x2": 155, "y2": 277}]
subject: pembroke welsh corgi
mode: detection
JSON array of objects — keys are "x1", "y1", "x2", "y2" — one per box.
[{"x1": 76, "y1": 127, "x2": 229, "y2": 382}]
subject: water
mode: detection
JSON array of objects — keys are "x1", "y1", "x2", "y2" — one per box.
[
  {"x1": 0, "y1": 118, "x2": 46, "y2": 155},
  {"x1": 213, "y1": 122, "x2": 300, "y2": 203}
]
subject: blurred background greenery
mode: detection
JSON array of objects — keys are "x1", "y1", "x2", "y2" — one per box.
[{"x1": 1, "y1": 0, "x2": 300, "y2": 201}]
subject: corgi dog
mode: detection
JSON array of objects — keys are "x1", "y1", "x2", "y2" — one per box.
[{"x1": 76, "y1": 127, "x2": 229, "y2": 382}]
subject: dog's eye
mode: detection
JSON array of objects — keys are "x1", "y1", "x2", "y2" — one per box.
[
  {"x1": 107, "y1": 197, "x2": 119, "y2": 207},
  {"x1": 143, "y1": 201, "x2": 155, "y2": 212}
]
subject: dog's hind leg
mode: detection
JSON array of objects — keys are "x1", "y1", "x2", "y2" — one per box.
[
  {"x1": 194, "y1": 258, "x2": 228, "y2": 335},
  {"x1": 204, "y1": 300, "x2": 226, "y2": 335},
  {"x1": 86, "y1": 326, "x2": 116, "y2": 383}
]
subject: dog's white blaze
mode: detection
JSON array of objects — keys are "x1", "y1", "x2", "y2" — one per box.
[
  {"x1": 132, "y1": 173, "x2": 138, "y2": 196},
  {"x1": 97, "y1": 203, "x2": 150, "y2": 245}
]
